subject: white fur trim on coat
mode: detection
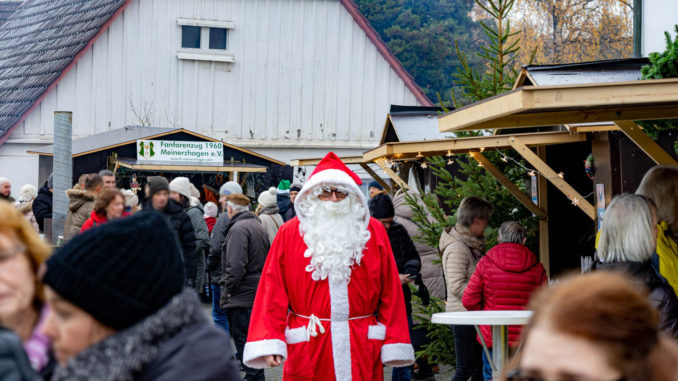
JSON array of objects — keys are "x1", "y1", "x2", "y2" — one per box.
[
  {"x1": 367, "y1": 323, "x2": 386, "y2": 341},
  {"x1": 284, "y1": 326, "x2": 309, "y2": 345},
  {"x1": 294, "y1": 169, "x2": 370, "y2": 229},
  {"x1": 329, "y1": 279, "x2": 352, "y2": 380},
  {"x1": 243, "y1": 339, "x2": 288, "y2": 369},
  {"x1": 381, "y1": 343, "x2": 415, "y2": 367}
]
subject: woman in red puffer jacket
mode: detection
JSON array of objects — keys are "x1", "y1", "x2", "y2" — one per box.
[
  {"x1": 80, "y1": 188, "x2": 126, "y2": 232},
  {"x1": 463, "y1": 221, "x2": 547, "y2": 380}
]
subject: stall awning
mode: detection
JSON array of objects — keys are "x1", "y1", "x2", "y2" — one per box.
[
  {"x1": 116, "y1": 158, "x2": 267, "y2": 173},
  {"x1": 363, "y1": 131, "x2": 586, "y2": 162},
  {"x1": 438, "y1": 78, "x2": 678, "y2": 133}
]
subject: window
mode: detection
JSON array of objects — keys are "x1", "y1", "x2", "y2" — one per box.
[
  {"x1": 181, "y1": 26, "x2": 201, "y2": 48},
  {"x1": 177, "y1": 18, "x2": 235, "y2": 63},
  {"x1": 209, "y1": 28, "x2": 227, "y2": 50}
]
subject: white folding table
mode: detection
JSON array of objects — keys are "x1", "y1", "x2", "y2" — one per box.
[{"x1": 431, "y1": 310, "x2": 533, "y2": 380}]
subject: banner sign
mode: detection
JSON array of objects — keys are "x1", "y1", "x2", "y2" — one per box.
[{"x1": 137, "y1": 140, "x2": 223, "y2": 163}]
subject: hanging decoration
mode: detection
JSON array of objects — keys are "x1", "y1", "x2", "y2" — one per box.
[
  {"x1": 130, "y1": 175, "x2": 140, "y2": 195},
  {"x1": 584, "y1": 153, "x2": 595, "y2": 180}
]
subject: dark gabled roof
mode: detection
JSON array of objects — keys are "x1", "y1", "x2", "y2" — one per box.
[
  {"x1": 27, "y1": 126, "x2": 287, "y2": 165},
  {"x1": 380, "y1": 105, "x2": 452, "y2": 144},
  {"x1": 515, "y1": 58, "x2": 650, "y2": 87},
  {"x1": 0, "y1": 1, "x2": 21, "y2": 26},
  {"x1": 0, "y1": 0, "x2": 129, "y2": 145}
]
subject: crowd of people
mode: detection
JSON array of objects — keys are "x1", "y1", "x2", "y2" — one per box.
[{"x1": 1, "y1": 156, "x2": 678, "y2": 380}]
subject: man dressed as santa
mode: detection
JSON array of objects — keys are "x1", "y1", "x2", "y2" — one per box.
[{"x1": 243, "y1": 152, "x2": 414, "y2": 380}]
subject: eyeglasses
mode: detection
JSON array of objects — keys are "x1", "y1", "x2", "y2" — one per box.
[
  {"x1": 505, "y1": 368, "x2": 625, "y2": 381},
  {"x1": 318, "y1": 187, "x2": 348, "y2": 200},
  {"x1": 0, "y1": 244, "x2": 25, "y2": 268}
]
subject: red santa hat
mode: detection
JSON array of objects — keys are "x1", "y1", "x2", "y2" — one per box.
[{"x1": 295, "y1": 152, "x2": 370, "y2": 228}]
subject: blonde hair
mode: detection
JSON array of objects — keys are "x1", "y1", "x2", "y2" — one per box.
[
  {"x1": 597, "y1": 194, "x2": 656, "y2": 263},
  {"x1": 0, "y1": 201, "x2": 51, "y2": 304},
  {"x1": 636, "y1": 165, "x2": 678, "y2": 232}
]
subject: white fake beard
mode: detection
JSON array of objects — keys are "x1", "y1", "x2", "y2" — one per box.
[{"x1": 298, "y1": 194, "x2": 371, "y2": 283}]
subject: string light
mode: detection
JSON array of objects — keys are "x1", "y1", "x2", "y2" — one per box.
[
  {"x1": 571, "y1": 197, "x2": 580, "y2": 206},
  {"x1": 477, "y1": 162, "x2": 484, "y2": 167},
  {"x1": 416, "y1": 152, "x2": 423, "y2": 158},
  {"x1": 528, "y1": 170, "x2": 536, "y2": 177},
  {"x1": 501, "y1": 155, "x2": 509, "y2": 162},
  {"x1": 558, "y1": 172, "x2": 564, "y2": 179},
  {"x1": 447, "y1": 159, "x2": 455, "y2": 165},
  {"x1": 446, "y1": 150, "x2": 453, "y2": 157},
  {"x1": 421, "y1": 162, "x2": 428, "y2": 169},
  {"x1": 479, "y1": 147, "x2": 485, "y2": 152}
]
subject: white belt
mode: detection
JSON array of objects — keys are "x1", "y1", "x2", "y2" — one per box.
[{"x1": 293, "y1": 312, "x2": 374, "y2": 341}]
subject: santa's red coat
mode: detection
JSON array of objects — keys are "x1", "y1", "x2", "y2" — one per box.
[{"x1": 243, "y1": 217, "x2": 414, "y2": 380}]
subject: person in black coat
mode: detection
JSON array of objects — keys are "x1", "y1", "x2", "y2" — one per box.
[
  {"x1": 32, "y1": 175, "x2": 53, "y2": 233},
  {"x1": 40, "y1": 212, "x2": 240, "y2": 380},
  {"x1": 283, "y1": 183, "x2": 301, "y2": 222},
  {"x1": 595, "y1": 193, "x2": 678, "y2": 338},
  {"x1": 369, "y1": 194, "x2": 422, "y2": 315},
  {"x1": 140, "y1": 176, "x2": 198, "y2": 288}
]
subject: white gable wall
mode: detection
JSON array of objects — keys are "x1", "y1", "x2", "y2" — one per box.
[{"x1": 8, "y1": 0, "x2": 423, "y2": 166}]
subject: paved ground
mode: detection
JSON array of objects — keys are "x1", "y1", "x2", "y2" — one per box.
[{"x1": 203, "y1": 303, "x2": 455, "y2": 380}]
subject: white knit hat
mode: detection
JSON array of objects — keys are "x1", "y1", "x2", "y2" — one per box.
[
  {"x1": 189, "y1": 183, "x2": 200, "y2": 199},
  {"x1": 17, "y1": 184, "x2": 37, "y2": 202},
  {"x1": 120, "y1": 189, "x2": 139, "y2": 208},
  {"x1": 169, "y1": 177, "x2": 192, "y2": 199},
  {"x1": 204, "y1": 202, "x2": 218, "y2": 218},
  {"x1": 257, "y1": 187, "x2": 278, "y2": 208}
]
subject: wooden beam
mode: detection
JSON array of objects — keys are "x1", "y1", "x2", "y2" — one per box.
[
  {"x1": 375, "y1": 158, "x2": 409, "y2": 190},
  {"x1": 508, "y1": 137, "x2": 595, "y2": 220},
  {"x1": 537, "y1": 146, "x2": 550, "y2": 277},
  {"x1": 614, "y1": 121, "x2": 678, "y2": 166},
  {"x1": 290, "y1": 156, "x2": 365, "y2": 166},
  {"x1": 362, "y1": 131, "x2": 586, "y2": 162},
  {"x1": 359, "y1": 163, "x2": 392, "y2": 193},
  {"x1": 565, "y1": 123, "x2": 620, "y2": 133},
  {"x1": 438, "y1": 78, "x2": 678, "y2": 133},
  {"x1": 470, "y1": 152, "x2": 546, "y2": 218}
]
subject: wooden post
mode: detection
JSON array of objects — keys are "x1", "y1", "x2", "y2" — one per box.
[
  {"x1": 375, "y1": 159, "x2": 409, "y2": 190},
  {"x1": 470, "y1": 152, "x2": 546, "y2": 217},
  {"x1": 359, "y1": 163, "x2": 392, "y2": 193},
  {"x1": 508, "y1": 136, "x2": 595, "y2": 220},
  {"x1": 614, "y1": 121, "x2": 678, "y2": 166},
  {"x1": 537, "y1": 146, "x2": 550, "y2": 276}
]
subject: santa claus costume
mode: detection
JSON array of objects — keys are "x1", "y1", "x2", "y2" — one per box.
[{"x1": 243, "y1": 152, "x2": 414, "y2": 380}]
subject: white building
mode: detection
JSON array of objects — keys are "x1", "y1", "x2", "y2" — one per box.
[
  {"x1": 642, "y1": 0, "x2": 678, "y2": 55},
  {"x1": 0, "y1": 0, "x2": 431, "y2": 189}
]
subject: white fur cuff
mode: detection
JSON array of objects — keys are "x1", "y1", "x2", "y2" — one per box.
[
  {"x1": 381, "y1": 343, "x2": 415, "y2": 367},
  {"x1": 243, "y1": 339, "x2": 288, "y2": 369}
]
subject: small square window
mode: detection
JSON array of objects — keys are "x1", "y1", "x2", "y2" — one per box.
[
  {"x1": 181, "y1": 26, "x2": 201, "y2": 48},
  {"x1": 209, "y1": 28, "x2": 227, "y2": 50}
]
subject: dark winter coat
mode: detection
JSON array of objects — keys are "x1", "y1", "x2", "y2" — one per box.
[
  {"x1": 462, "y1": 243, "x2": 547, "y2": 348},
  {"x1": 64, "y1": 188, "x2": 96, "y2": 241},
  {"x1": 32, "y1": 184, "x2": 53, "y2": 233},
  {"x1": 283, "y1": 203, "x2": 296, "y2": 222},
  {"x1": 207, "y1": 213, "x2": 230, "y2": 285},
  {"x1": 220, "y1": 211, "x2": 270, "y2": 309},
  {"x1": 185, "y1": 203, "x2": 210, "y2": 292},
  {"x1": 594, "y1": 260, "x2": 678, "y2": 338},
  {"x1": 51, "y1": 290, "x2": 240, "y2": 381},
  {"x1": 140, "y1": 200, "x2": 197, "y2": 286},
  {"x1": 0, "y1": 327, "x2": 41, "y2": 381},
  {"x1": 276, "y1": 192, "x2": 291, "y2": 219},
  {"x1": 387, "y1": 222, "x2": 422, "y2": 315}
]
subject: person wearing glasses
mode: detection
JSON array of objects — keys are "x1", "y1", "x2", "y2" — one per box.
[
  {"x1": 243, "y1": 152, "x2": 414, "y2": 380},
  {"x1": 0, "y1": 201, "x2": 55, "y2": 379},
  {"x1": 504, "y1": 271, "x2": 678, "y2": 381}
]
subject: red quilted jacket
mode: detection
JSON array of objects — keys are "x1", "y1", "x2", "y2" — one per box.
[{"x1": 462, "y1": 243, "x2": 547, "y2": 348}]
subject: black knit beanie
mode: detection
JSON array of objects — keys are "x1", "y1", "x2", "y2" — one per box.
[
  {"x1": 42, "y1": 212, "x2": 185, "y2": 330},
  {"x1": 147, "y1": 176, "x2": 169, "y2": 198},
  {"x1": 369, "y1": 193, "x2": 395, "y2": 219}
]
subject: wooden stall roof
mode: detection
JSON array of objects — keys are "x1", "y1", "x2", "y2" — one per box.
[
  {"x1": 116, "y1": 158, "x2": 267, "y2": 173},
  {"x1": 290, "y1": 156, "x2": 367, "y2": 166},
  {"x1": 438, "y1": 78, "x2": 678, "y2": 133},
  {"x1": 27, "y1": 126, "x2": 285, "y2": 166},
  {"x1": 363, "y1": 131, "x2": 586, "y2": 162}
]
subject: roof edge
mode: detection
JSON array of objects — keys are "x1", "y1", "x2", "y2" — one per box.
[
  {"x1": 339, "y1": 0, "x2": 433, "y2": 106},
  {"x1": 0, "y1": 0, "x2": 132, "y2": 147}
]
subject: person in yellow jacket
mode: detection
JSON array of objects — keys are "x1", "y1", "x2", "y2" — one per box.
[{"x1": 636, "y1": 165, "x2": 678, "y2": 294}]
